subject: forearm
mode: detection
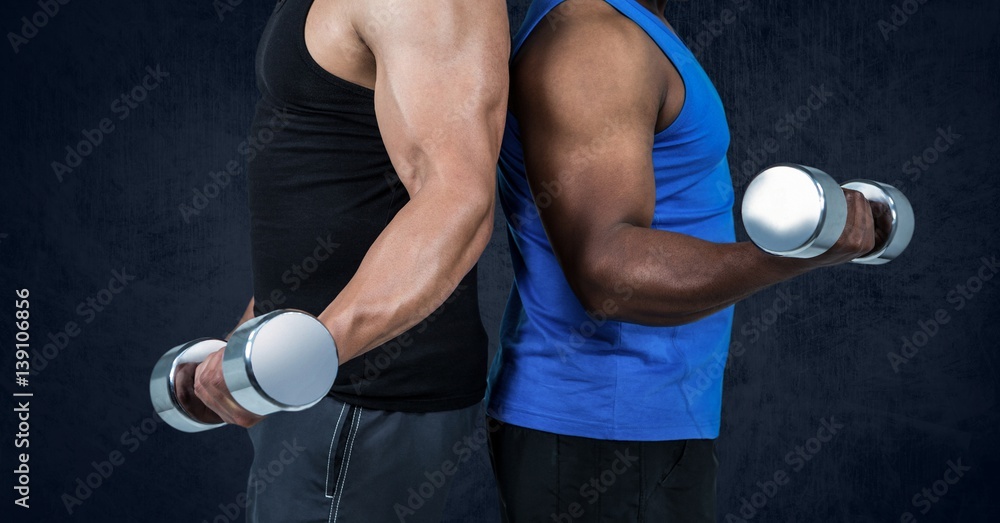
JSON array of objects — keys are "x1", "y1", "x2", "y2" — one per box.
[
  {"x1": 317, "y1": 182, "x2": 493, "y2": 362},
  {"x1": 579, "y1": 225, "x2": 812, "y2": 326}
]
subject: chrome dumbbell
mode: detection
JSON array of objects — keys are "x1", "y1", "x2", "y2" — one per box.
[
  {"x1": 741, "y1": 163, "x2": 915, "y2": 264},
  {"x1": 150, "y1": 309, "x2": 339, "y2": 432}
]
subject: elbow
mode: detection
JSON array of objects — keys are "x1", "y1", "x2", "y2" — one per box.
[
  {"x1": 470, "y1": 198, "x2": 495, "y2": 255},
  {"x1": 565, "y1": 255, "x2": 633, "y2": 320},
  {"x1": 453, "y1": 178, "x2": 495, "y2": 257}
]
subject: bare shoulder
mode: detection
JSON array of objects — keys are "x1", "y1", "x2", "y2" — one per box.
[
  {"x1": 350, "y1": 0, "x2": 509, "y2": 57},
  {"x1": 511, "y1": 0, "x2": 664, "y2": 122}
]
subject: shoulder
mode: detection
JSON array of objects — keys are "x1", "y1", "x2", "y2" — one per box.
[
  {"x1": 517, "y1": 1, "x2": 660, "y2": 73},
  {"x1": 511, "y1": 0, "x2": 664, "y2": 126},
  {"x1": 352, "y1": 0, "x2": 508, "y2": 51}
]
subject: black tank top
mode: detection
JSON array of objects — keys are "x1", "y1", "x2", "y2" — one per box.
[{"x1": 246, "y1": 0, "x2": 488, "y2": 412}]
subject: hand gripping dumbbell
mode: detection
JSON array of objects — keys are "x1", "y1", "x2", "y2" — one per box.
[
  {"x1": 741, "y1": 163, "x2": 915, "y2": 264},
  {"x1": 149, "y1": 310, "x2": 339, "y2": 432}
]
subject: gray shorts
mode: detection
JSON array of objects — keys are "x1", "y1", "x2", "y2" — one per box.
[{"x1": 245, "y1": 396, "x2": 495, "y2": 523}]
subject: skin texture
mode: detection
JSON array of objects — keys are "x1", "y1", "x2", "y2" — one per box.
[
  {"x1": 185, "y1": 0, "x2": 510, "y2": 428},
  {"x1": 511, "y1": 0, "x2": 884, "y2": 328}
]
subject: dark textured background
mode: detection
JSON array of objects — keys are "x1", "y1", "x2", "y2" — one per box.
[{"x1": 1, "y1": 0, "x2": 998, "y2": 522}]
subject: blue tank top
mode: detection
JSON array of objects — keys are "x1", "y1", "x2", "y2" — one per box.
[{"x1": 487, "y1": 0, "x2": 737, "y2": 441}]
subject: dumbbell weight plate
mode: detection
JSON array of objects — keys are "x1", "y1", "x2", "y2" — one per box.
[
  {"x1": 222, "y1": 310, "x2": 339, "y2": 416},
  {"x1": 841, "y1": 180, "x2": 915, "y2": 265},
  {"x1": 150, "y1": 338, "x2": 228, "y2": 433},
  {"x1": 742, "y1": 164, "x2": 849, "y2": 258}
]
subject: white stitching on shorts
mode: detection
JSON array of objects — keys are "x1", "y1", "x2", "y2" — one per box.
[
  {"x1": 329, "y1": 407, "x2": 362, "y2": 523},
  {"x1": 324, "y1": 404, "x2": 349, "y2": 499},
  {"x1": 333, "y1": 408, "x2": 360, "y2": 504}
]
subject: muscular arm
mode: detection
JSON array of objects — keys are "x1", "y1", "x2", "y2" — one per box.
[
  {"x1": 317, "y1": 1, "x2": 509, "y2": 361},
  {"x1": 514, "y1": 15, "x2": 873, "y2": 327}
]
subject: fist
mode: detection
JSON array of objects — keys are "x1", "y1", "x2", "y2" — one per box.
[
  {"x1": 173, "y1": 360, "x2": 223, "y2": 425},
  {"x1": 191, "y1": 348, "x2": 264, "y2": 428},
  {"x1": 811, "y1": 188, "x2": 879, "y2": 267}
]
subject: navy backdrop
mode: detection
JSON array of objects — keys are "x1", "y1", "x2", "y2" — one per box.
[{"x1": 1, "y1": 0, "x2": 998, "y2": 522}]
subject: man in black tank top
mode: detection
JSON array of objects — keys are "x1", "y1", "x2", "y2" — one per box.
[{"x1": 177, "y1": 1, "x2": 509, "y2": 522}]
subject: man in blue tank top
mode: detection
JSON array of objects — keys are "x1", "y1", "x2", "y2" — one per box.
[{"x1": 487, "y1": 0, "x2": 879, "y2": 520}]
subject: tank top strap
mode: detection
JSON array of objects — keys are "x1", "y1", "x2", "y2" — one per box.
[
  {"x1": 513, "y1": 0, "x2": 694, "y2": 72},
  {"x1": 600, "y1": 0, "x2": 696, "y2": 71},
  {"x1": 511, "y1": 0, "x2": 565, "y2": 58}
]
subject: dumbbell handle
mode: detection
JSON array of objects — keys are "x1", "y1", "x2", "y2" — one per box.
[
  {"x1": 149, "y1": 338, "x2": 227, "y2": 433},
  {"x1": 840, "y1": 180, "x2": 914, "y2": 265}
]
